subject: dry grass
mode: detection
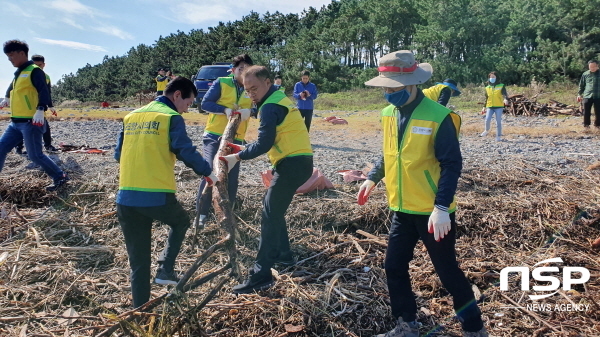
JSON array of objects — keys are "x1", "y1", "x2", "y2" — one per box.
[{"x1": 0, "y1": 150, "x2": 599, "y2": 336}]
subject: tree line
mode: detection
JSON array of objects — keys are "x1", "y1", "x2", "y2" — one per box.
[{"x1": 53, "y1": 0, "x2": 600, "y2": 102}]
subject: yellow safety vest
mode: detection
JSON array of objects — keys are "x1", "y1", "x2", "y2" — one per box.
[
  {"x1": 205, "y1": 76, "x2": 252, "y2": 141},
  {"x1": 381, "y1": 97, "x2": 461, "y2": 214},
  {"x1": 156, "y1": 75, "x2": 168, "y2": 91},
  {"x1": 422, "y1": 83, "x2": 449, "y2": 103},
  {"x1": 10, "y1": 64, "x2": 40, "y2": 118},
  {"x1": 485, "y1": 84, "x2": 505, "y2": 108},
  {"x1": 261, "y1": 90, "x2": 313, "y2": 166},
  {"x1": 119, "y1": 101, "x2": 179, "y2": 193}
]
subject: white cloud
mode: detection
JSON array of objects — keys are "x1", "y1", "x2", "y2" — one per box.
[
  {"x1": 171, "y1": 2, "x2": 229, "y2": 25},
  {"x1": 44, "y1": 0, "x2": 107, "y2": 18},
  {"x1": 95, "y1": 26, "x2": 134, "y2": 40},
  {"x1": 3, "y1": 2, "x2": 38, "y2": 18},
  {"x1": 35, "y1": 38, "x2": 107, "y2": 52},
  {"x1": 61, "y1": 18, "x2": 84, "y2": 30}
]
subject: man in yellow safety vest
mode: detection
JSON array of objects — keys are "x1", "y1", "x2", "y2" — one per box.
[
  {"x1": 0, "y1": 40, "x2": 68, "y2": 191},
  {"x1": 360, "y1": 50, "x2": 488, "y2": 337},
  {"x1": 220, "y1": 65, "x2": 313, "y2": 294},
  {"x1": 115, "y1": 77, "x2": 217, "y2": 308}
]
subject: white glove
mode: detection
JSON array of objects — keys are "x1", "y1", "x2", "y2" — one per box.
[
  {"x1": 0, "y1": 97, "x2": 9, "y2": 108},
  {"x1": 357, "y1": 179, "x2": 375, "y2": 205},
  {"x1": 224, "y1": 108, "x2": 233, "y2": 117},
  {"x1": 428, "y1": 207, "x2": 451, "y2": 241},
  {"x1": 219, "y1": 154, "x2": 240, "y2": 173},
  {"x1": 503, "y1": 99, "x2": 509, "y2": 106},
  {"x1": 238, "y1": 108, "x2": 251, "y2": 121},
  {"x1": 204, "y1": 172, "x2": 219, "y2": 186},
  {"x1": 32, "y1": 109, "x2": 45, "y2": 126},
  {"x1": 49, "y1": 107, "x2": 57, "y2": 116}
]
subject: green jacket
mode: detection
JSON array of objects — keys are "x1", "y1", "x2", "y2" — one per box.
[{"x1": 578, "y1": 70, "x2": 600, "y2": 99}]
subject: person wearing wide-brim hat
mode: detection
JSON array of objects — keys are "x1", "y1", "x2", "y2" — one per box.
[
  {"x1": 358, "y1": 50, "x2": 488, "y2": 337},
  {"x1": 423, "y1": 78, "x2": 462, "y2": 107}
]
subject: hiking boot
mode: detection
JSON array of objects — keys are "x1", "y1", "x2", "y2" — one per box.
[
  {"x1": 45, "y1": 145, "x2": 58, "y2": 152},
  {"x1": 232, "y1": 268, "x2": 274, "y2": 294},
  {"x1": 463, "y1": 327, "x2": 489, "y2": 337},
  {"x1": 276, "y1": 251, "x2": 297, "y2": 267},
  {"x1": 479, "y1": 131, "x2": 488, "y2": 137},
  {"x1": 374, "y1": 317, "x2": 420, "y2": 337},
  {"x1": 46, "y1": 173, "x2": 69, "y2": 192},
  {"x1": 154, "y1": 268, "x2": 179, "y2": 285}
]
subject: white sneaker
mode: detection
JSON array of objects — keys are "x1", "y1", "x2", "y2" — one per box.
[
  {"x1": 480, "y1": 131, "x2": 488, "y2": 137},
  {"x1": 495, "y1": 136, "x2": 501, "y2": 142}
]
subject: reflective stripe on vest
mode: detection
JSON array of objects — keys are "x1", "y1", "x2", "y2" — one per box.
[
  {"x1": 261, "y1": 90, "x2": 313, "y2": 166},
  {"x1": 422, "y1": 83, "x2": 448, "y2": 103},
  {"x1": 381, "y1": 97, "x2": 461, "y2": 214},
  {"x1": 10, "y1": 64, "x2": 40, "y2": 118},
  {"x1": 156, "y1": 76, "x2": 168, "y2": 91},
  {"x1": 119, "y1": 101, "x2": 179, "y2": 193},
  {"x1": 205, "y1": 76, "x2": 252, "y2": 141},
  {"x1": 485, "y1": 84, "x2": 505, "y2": 108}
]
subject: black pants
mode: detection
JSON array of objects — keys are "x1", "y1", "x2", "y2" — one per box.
[
  {"x1": 16, "y1": 118, "x2": 52, "y2": 150},
  {"x1": 298, "y1": 109, "x2": 313, "y2": 132},
  {"x1": 385, "y1": 211, "x2": 483, "y2": 332},
  {"x1": 583, "y1": 98, "x2": 600, "y2": 127},
  {"x1": 117, "y1": 194, "x2": 190, "y2": 308},
  {"x1": 254, "y1": 156, "x2": 313, "y2": 274}
]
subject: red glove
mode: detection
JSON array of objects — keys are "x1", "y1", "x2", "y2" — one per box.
[
  {"x1": 357, "y1": 180, "x2": 375, "y2": 205},
  {"x1": 227, "y1": 142, "x2": 246, "y2": 154},
  {"x1": 204, "y1": 172, "x2": 218, "y2": 186},
  {"x1": 577, "y1": 96, "x2": 582, "y2": 103}
]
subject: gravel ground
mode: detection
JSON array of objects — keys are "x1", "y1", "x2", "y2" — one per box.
[{"x1": 1, "y1": 114, "x2": 599, "y2": 186}]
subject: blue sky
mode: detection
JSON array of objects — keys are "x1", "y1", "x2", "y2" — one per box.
[{"x1": 0, "y1": 0, "x2": 333, "y2": 96}]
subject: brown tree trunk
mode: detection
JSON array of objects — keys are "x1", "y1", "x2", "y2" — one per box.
[{"x1": 200, "y1": 114, "x2": 242, "y2": 278}]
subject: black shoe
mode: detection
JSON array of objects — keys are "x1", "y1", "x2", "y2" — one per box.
[
  {"x1": 46, "y1": 173, "x2": 69, "y2": 192},
  {"x1": 15, "y1": 147, "x2": 25, "y2": 155},
  {"x1": 276, "y1": 251, "x2": 297, "y2": 267},
  {"x1": 154, "y1": 268, "x2": 179, "y2": 285},
  {"x1": 232, "y1": 269, "x2": 274, "y2": 294},
  {"x1": 45, "y1": 145, "x2": 58, "y2": 152}
]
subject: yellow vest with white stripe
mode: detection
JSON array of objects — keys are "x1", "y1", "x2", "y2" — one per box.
[
  {"x1": 10, "y1": 64, "x2": 40, "y2": 118},
  {"x1": 205, "y1": 76, "x2": 252, "y2": 141},
  {"x1": 261, "y1": 90, "x2": 313, "y2": 166},
  {"x1": 485, "y1": 84, "x2": 505, "y2": 108},
  {"x1": 422, "y1": 83, "x2": 449, "y2": 103},
  {"x1": 381, "y1": 97, "x2": 461, "y2": 214},
  {"x1": 119, "y1": 101, "x2": 179, "y2": 193},
  {"x1": 156, "y1": 75, "x2": 168, "y2": 91}
]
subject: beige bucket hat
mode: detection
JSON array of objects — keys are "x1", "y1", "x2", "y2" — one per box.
[{"x1": 365, "y1": 50, "x2": 432, "y2": 87}]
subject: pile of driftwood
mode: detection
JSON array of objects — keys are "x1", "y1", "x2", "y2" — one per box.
[{"x1": 506, "y1": 94, "x2": 583, "y2": 116}]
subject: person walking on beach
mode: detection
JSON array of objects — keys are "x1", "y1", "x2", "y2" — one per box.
[
  {"x1": 360, "y1": 50, "x2": 488, "y2": 337},
  {"x1": 577, "y1": 60, "x2": 600, "y2": 129},
  {"x1": 480, "y1": 71, "x2": 508, "y2": 141}
]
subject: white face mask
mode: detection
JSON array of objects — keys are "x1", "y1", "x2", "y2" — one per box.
[{"x1": 489, "y1": 77, "x2": 496, "y2": 83}]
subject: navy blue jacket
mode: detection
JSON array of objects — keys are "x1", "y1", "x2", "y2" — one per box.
[
  {"x1": 367, "y1": 90, "x2": 462, "y2": 210},
  {"x1": 115, "y1": 96, "x2": 212, "y2": 207},
  {"x1": 293, "y1": 81, "x2": 318, "y2": 110}
]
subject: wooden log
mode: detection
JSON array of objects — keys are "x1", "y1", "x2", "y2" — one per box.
[{"x1": 200, "y1": 114, "x2": 242, "y2": 278}]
